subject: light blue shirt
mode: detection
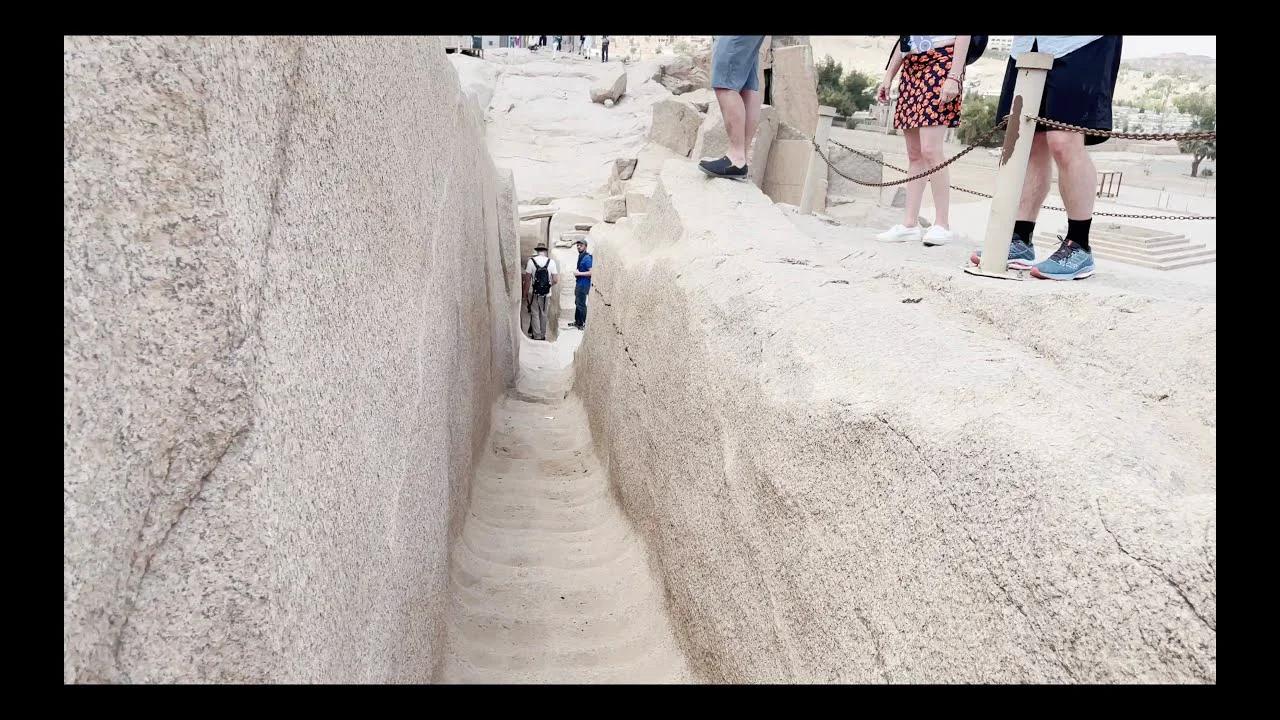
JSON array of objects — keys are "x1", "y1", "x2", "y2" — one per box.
[{"x1": 1011, "y1": 35, "x2": 1104, "y2": 59}]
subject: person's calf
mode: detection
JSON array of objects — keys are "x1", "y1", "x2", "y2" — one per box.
[{"x1": 1065, "y1": 217, "x2": 1093, "y2": 253}]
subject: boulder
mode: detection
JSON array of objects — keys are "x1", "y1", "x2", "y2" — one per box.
[
  {"x1": 825, "y1": 143, "x2": 883, "y2": 202},
  {"x1": 625, "y1": 182, "x2": 655, "y2": 216},
  {"x1": 615, "y1": 157, "x2": 638, "y2": 181},
  {"x1": 647, "y1": 98, "x2": 703, "y2": 158},
  {"x1": 679, "y1": 88, "x2": 716, "y2": 113},
  {"x1": 63, "y1": 35, "x2": 522, "y2": 683},
  {"x1": 690, "y1": 103, "x2": 779, "y2": 186},
  {"x1": 604, "y1": 195, "x2": 627, "y2": 223},
  {"x1": 761, "y1": 138, "x2": 812, "y2": 206},
  {"x1": 770, "y1": 45, "x2": 819, "y2": 137},
  {"x1": 656, "y1": 54, "x2": 709, "y2": 95},
  {"x1": 590, "y1": 66, "x2": 628, "y2": 104}
]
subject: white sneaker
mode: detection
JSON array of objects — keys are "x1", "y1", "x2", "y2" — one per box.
[
  {"x1": 922, "y1": 224, "x2": 955, "y2": 246},
  {"x1": 876, "y1": 224, "x2": 922, "y2": 243}
]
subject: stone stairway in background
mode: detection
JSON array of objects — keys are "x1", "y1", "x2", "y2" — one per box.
[{"x1": 1036, "y1": 223, "x2": 1215, "y2": 271}]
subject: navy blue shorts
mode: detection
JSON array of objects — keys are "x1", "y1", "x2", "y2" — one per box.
[
  {"x1": 711, "y1": 36, "x2": 765, "y2": 92},
  {"x1": 996, "y1": 36, "x2": 1122, "y2": 146}
]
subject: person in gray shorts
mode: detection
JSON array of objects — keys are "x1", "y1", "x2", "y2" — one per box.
[{"x1": 699, "y1": 35, "x2": 766, "y2": 181}]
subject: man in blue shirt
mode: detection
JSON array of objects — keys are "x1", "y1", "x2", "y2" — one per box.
[
  {"x1": 567, "y1": 238, "x2": 593, "y2": 330},
  {"x1": 972, "y1": 36, "x2": 1122, "y2": 281}
]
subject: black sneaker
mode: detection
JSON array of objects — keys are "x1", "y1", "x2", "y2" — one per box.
[{"x1": 698, "y1": 156, "x2": 748, "y2": 181}]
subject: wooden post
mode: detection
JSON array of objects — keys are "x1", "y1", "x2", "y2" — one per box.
[
  {"x1": 800, "y1": 105, "x2": 837, "y2": 215},
  {"x1": 969, "y1": 52, "x2": 1053, "y2": 278}
]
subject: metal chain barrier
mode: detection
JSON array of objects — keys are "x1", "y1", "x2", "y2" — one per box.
[
  {"x1": 812, "y1": 117, "x2": 1216, "y2": 221},
  {"x1": 814, "y1": 117, "x2": 1008, "y2": 189},
  {"x1": 1024, "y1": 115, "x2": 1216, "y2": 142}
]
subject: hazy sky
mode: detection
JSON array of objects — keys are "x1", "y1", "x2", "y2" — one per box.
[{"x1": 1120, "y1": 35, "x2": 1216, "y2": 59}]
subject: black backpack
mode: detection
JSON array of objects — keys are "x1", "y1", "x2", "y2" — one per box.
[
  {"x1": 532, "y1": 256, "x2": 552, "y2": 295},
  {"x1": 965, "y1": 36, "x2": 988, "y2": 65}
]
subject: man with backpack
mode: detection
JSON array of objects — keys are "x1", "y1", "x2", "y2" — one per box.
[{"x1": 523, "y1": 244, "x2": 559, "y2": 341}]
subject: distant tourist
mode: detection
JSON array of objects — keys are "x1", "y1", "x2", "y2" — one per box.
[
  {"x1": 566, "y1": 238, "x2": 593, "y2": 331},
  {"x1": 698, "y1": 36, "x2": 766, "y2": 181},
  {"x1": 523, "y1": 244, "x2": 558, "y2": 341},
  {"x1": 539, "y1": 35, "x2": 547, "y2": 47},
  {"x1": 874, "y1": 35, "x2": 971, "y2": 247},
  {"x1": 971, "y1": 36, "x2": 1122, "y2": 280},
  {"x1": 555, "y1": 36, "x2": 562, "y2": 52},
  {"x1": 601, "y1": 35, "x2": 610, "y2": 63}
]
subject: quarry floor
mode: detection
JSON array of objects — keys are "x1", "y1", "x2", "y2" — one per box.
[{"x1": 436, "y1": 332, "x2": 692, "y2": 683}]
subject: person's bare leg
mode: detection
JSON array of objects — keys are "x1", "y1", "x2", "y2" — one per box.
[
  {"x1": 919, "y1": 126, "x2": 949, "y2": 228},
  {"x1": 1017, "y1": 133, "x2": 1053, "y2": 221},
  {"x1": 902, "y1": 128, "x2": 925, "y2": 227},
  {"x1": 715, "y1": 88, "x2": 748, "y2": 167},
  {"x1": 1046, "y1": 130, "x2": 1096, "y2": 220},
  {"x1": 740, "y1": 89, "x2": 762, "y2": 166}
]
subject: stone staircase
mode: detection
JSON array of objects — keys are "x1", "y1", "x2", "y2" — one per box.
[{"x1": 1036, "y1": 223, "x2": 1215, "y2": 271}]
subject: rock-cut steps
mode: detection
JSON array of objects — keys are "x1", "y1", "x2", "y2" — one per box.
[{"x1": 436, "y1": 333, "x2": 692, "y2": 684}]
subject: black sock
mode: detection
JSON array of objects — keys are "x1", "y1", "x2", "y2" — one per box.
[
  {"x1": 1066, "y1": 218, "x2": 1092, "y2": 252},
  {"x1": 1014, "y1": 220, "x2": 1036, "y2": 246}
]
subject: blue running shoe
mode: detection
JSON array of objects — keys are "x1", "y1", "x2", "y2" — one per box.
[
  {"x1": 1030, "y1": 238, "x2": 1095, "y2": 280},
  {"x1": 969, "y1": 234, "x2": 1037, "y2": 269}
]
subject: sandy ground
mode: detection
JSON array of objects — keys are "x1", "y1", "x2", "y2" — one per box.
[
  {"x1": 827, "y1": 127, "x2": 1217, "y2": 288},
  {"x1": 436, "y1": 332, "x2": 692, "y2": 683}
]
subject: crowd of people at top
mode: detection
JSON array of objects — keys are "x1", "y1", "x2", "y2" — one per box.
[{"x1": 534, "y1": 35, "x2": 611, "y2": 62}]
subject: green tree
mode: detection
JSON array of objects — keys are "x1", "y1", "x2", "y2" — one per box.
[
  {"x1": 1174, "y1": 92, "x2": 1216, "y2": 177},
  {"x1": 841, "y1": 69, "x2": 875, "y2": 113},
  {"x1": 957, "y1": 93, "x2": 1002, "y2": 147},
  {"x1": 816, "y1": 55, "x2": 844, "y2": 89},
  {"x1": 813, "y1": 55, "x2": 875, "y2": 116}
]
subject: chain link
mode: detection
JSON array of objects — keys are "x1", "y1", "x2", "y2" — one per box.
[
  {"x1": 812, "y1": 122, "x2": 1215, "y2": 221},
  {"x1": 816, "y1": 117, "x2": 1008, "y2": 188},
  {"x1": 1024, "y1": 115, "x2": 1216, "y2": 142}
]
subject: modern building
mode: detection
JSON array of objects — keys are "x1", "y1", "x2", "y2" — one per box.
[{"x1": 988, "y1": 36, "x2": 1014, "y2": 54}]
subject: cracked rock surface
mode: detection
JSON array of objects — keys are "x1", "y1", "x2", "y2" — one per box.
[
  {"x1": 574, "y1": 161, "x2": 1216, "y2": 683},
  {"x1": 64, "y1": 36, "x2": 520, "y2": 682}
]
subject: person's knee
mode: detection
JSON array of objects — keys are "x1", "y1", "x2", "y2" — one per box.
[
  {"x1": 920, "y1": 142, "x2": 945, "y2": 165},
  {"x1": 1046, "y1": 132, "x2": 1084, "y2": 164},
  {"x1": 905, "y1": 144, "x2": 925, "y2": 164}
]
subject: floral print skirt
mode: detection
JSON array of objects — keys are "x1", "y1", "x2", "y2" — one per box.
[{"x1": 894, "y1": 45, "x2": 962, "y2": 130}]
